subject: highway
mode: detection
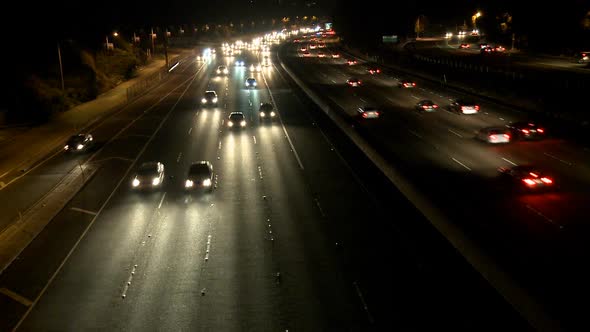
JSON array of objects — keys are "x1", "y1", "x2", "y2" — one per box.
[
  {"x1": 0, "y1": 40, "x2": 529, "y2": 331},
  {"x1": 283, "y1": 37, "x2": 590, "y2": 331}
]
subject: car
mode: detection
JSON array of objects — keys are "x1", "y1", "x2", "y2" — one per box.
[
  {"x1": 459, "y1": 43, "x2": 470, "y2": 49},
  {"x1": 300, "y1": 46, "x2": 308, "y2": 52},
  {"x1": 201, "y1": 91, "x2": 218, "y2": 106},
  {"x1": 506, "y1": 121, "x2": 546, "y2": 140},
  {"x1": 367, "y1": 66, "x2": 381, "y2": 74},
  {"x1": 448, "y1": 99, "x2": 480, "y2": 114},
  {"x1": 318, "y1": 43, "x2": 326, "y2": 48},
  {"x1": 476, "y1": 127, "x2": 511, "y2": 144},
  {"x1": 235, "y1": 59, "x2": 245, "y2": 66},
  {"x1": 302, "y1": 51, "x2": 312, "y2": 57},
  {"x1": 415, "y1": 100, "x2": 438, "y2": 112},
  {"x1": 346, "y1": 77, "x2": 362, "y2": 87},
  {"x1": 494, "y1": 45, "x2": 506, "y2": 52},
  {"x1": 398, "y1": 79, "x2": 416, "y2": 88},
  {"x1": 576, "y1": 51, "x2": 590, "y2": 63},
  {"x1": 64, "y1": 133, "x2": 93, "y2": 152},
  {"x1": 245, "y1": 77, "x2": 257, "y2": 88},
  {"x1": 227, "y1": 112, "x2": 246, "y2": 128},
  {"x1": 249, "y1": 64, "x2": 262, "y2": 72},
  {"x1": 259, "y1": 102, "x2": 276, "y2": 120},
  {"x1": 185, "y1": 161, "x2": 214, "y2": 191},
  {"x1": 479, "y1": 43, "x2": 490, "y2": 49},
  {"x1": 481, "y1": 46, "x2": 494, "y2": 54},
  {"x1": 131, "y1": 161, "x2": 165, "y2": 189},
  {"x1": 346, "y1": 59, "x2": 358, "y2": 65},
  {"x1": 498, "y1": 165, "x2": 555, "y2": 191},
  {"x1": 357, "y1": 106, "x2": 380, "y2": 119},
  {"x1": 331, "y1": 52, "x2": 341, "y2": 58},
  {"x1": 216, "y1": 65, "x2": 228, "y2": 75},
  {"x1": 317, "y1": 51, "x2": 326, "y2": 58},
  {"x1": 309, "y1": 44, "x2": 317, "y2": 49}
]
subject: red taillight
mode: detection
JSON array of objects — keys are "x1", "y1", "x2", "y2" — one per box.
[
  {"x1": 503, "y1": 134, "x2": 510, "y2": 139},
  {"x1": 461, "y1": 106, "x2": 466, "y2": 111},
  {"x1": 474, "y1": 105, "x2": 480, "y2": 110},
  {"x1": 583, "y1": 53, "x2": 587, "y2": 57},
  {"x1": 541, "y1": 177, "x2": 553, "y2": 184},
  {"x1": 489, "y1": 135, "x2": 497, "y2": 140},
  {"x1": 529, "y1": 172, "x2": 539, "y2": 178},
  {"x1": 523, "y1": 179, "x2": 536, "y2": 186},
  {"x1": 375, "y1": 112, "x2": 379, "y2": 116},
  {"x1": 377, "y1": 69, "x2": 381, "y2": 73},
  {"x1": 433, "y1": 104, "x2": 438, "y2": 108},
  {"x1": 362, "y1": 113, "x2": 368, "y2": 118},
  {"x1": 522, "y1": 129, "x2": 529, "y2": 134},
  {"x1": 422, "y1": 105, "x2": 428, "y2": 109},
  {"x1": 537, "y1": 128, "x2": 544, "y2": 133}
]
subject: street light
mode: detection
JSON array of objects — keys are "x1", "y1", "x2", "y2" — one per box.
[{"x1": 472, "y1": 11, "x2": 482, "y2": 29}]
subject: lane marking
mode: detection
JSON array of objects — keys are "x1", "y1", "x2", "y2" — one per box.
[
  {"x1": 121, "y1": 265, "x2": 138, "y2": 298},
  {"x1": 253, "y1": 135, "x2": 257, "y2": 145},
  {"x1": 451, "y1": 157, "x2": 471, "y2": 171},
  {"x1": 0, "y1": 288, "x2": 32, "y2": 307},
  {"x1": 502, "y1": 157, "x2": 518, "y2": 166},
  {"x1": 448, "y1": 128, "x2": 463, "y2": 137},
  {"x1": 70, "y1": 207, "x2": 98, "y2": 216},
  {"x1": 218, "y1": 141, "x2": 222, "y2": 150},
  {"x1": 314, "y1": 198, "x2": 325, "y2": 217},
  {"x1": 408, "y1": 129, "x2": 423, "y2": 139},
  {"x1": 353, "y1": 281, "x2": 374, "y2": 324},
  {"x1": 410, "y1": 95, "x2": 420, "y2": 100},
  {"x1": 205, "y1": 234, "x2": 212, "y2": 261},
  {"x1": 359, "y1": 98, "x2": 366, "y2": 103},
  {"x1": 526, "y1": 205, "x2": 563, "y2": 229},
  {"x1": 188, "y1": 127, "x2": 192, "y2": 135},
  {"x1": 331, "y1": 79, "x2": 337, "y2": 83},
  {"x1": 543, "y1": 152, "x2": 572, "y2": 166},
  {"x1": 158, "y1": 192, "x2": 167, "y2": 209},
  {"x1": 176, "y1": 152, "x2": 182, "y2": 163},
  {"x1": 168, "y1": 62, "x2": 180, "y2": 72},
  {"x1": 261, "y1": 69, "x2": 304, "y2": 170},
  {"x1": 12, "y1": 63, "x2": 204, "y2": 331},
  {"x1": 258, "y1": 166, "x2": 263, "y2": 180}
]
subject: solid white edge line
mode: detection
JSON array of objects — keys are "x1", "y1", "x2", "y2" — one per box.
[
  {"x1": 451, "y1": 157, "x2": 472, "y2": 171},
  {"x1": 502, "y1": 157, "x2": 518, "y2": 166},
  {"x1": 158, "y1": 192, "x2": 167, "y2": 209}
]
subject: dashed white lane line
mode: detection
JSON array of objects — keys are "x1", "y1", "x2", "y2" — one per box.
[
  {"x1": 451, "y1": 157, "x2": 472, "y2": 171},
  {"x1": 177, "y1": 152, "x2": 182, "y2": 163},
  {"x1": 353, "y1": 281, "x2": 374, "y2": 324},
  {"x1": 526, "y1": 205, "x2": 563, "y2": 229},
  {"x1": 410, "y1": 95, "x2": 420, "y2": 100},
  {"x1": 408, "y1": 129, "x2": 423, "y2": 139},
  {"x1": 218, "y1": 141, "x2": 222, "y2": 150},
  {"x1": 502, "y1": 157, "x2": 518, "y2": 166},
  {"x1": 70, "y1": 207, "x2": 98, "y2": 216},
  {"x1": 204, "y1": 234, "x2": 212, "y2": 261},
  {"x1": 158, "y1": 192, "x2": 167, "y2": 209},
  {"x1": 448, "y1": 129, "x2": 463, "y2": 137},
  {"x1": 121, "y1": 265, "x2": 138, "y2": 298},
  {"x1": 0, "y1": 287, "x2": 32, "y2": 306},
  {"x1": 253, "y1": 135, "x2": 257, "y2": 145},
  {"x1": 359, "y1": 98, "x2": 366, "y2": 103},
  {"x1": 544, "y1": 152, "x2": 572, "y2": 166},
  {"x1": 331, "y1": 79, "x2": 337, "y2": 83},
  {"x1": 188, "y1": 127, "x2": 192, "y2": 135}
]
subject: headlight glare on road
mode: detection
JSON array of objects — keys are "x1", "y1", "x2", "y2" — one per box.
[
  {"x1": 132, "y1": 178, "x2": 140, "y2": 187},
  {"x1": 152, "y1": 177, "x2": 161, "y2": 186},
  {"x1": 185, "y1": 180, "x2": 194, "y2": 188},
  {"x1": 203, "y1": 179, "x2": 212, "y2": 187},
  {"x1": 77, "y1": 144, "x2": 84, "y2": 150}
]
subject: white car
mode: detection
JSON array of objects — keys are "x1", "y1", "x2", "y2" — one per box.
[
  {"x1": 131, "y1": 162, "x2": 165, "y2": 189},
  {"x1": 227, "y1": 112, "x2": 246, "y2": 128},
  {"x1": 216, "y1": 65, "x2": 228, "y2": 75},
  {"x1": 476, "y1": 127, "x2": 511, "y2": 144},
  {"x1": 357, "y1": 106, "x2": 380, "y2": 119}
]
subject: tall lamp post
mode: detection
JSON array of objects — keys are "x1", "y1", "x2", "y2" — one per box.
[{"x1": 472, "y1": 11, "x2": 482, "y2": 29}]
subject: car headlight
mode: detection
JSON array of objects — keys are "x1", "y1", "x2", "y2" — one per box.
[
  {"x1": 240, "y1": 120, "x2": 246, "y2": 127},
  {"x1": 203, "y1": 179, "x2": 212, "y2": 187},
  {"x1": 132, "y1": 178, "x2": 140, "y2": 187},
  {"x1": 252, "y1": 82, "x2": 257, "y2": 86},
  {"x1": 201, "y1": 98, "x2": 207, "y2": 103},
  {"x1": 228, "y1": 121, "x2": 234, "y2": 127},
  {"x1": 152, "y1": 177, "x2": 161, "y2": 186},
  {"x1": 223, "y1": 69, "x2": 228, "y2": 74},
  {"x1": 212, "y1": 98, "x2": 218, "y2": 103},
  {"x1": 77, "y1": 144, "x2": 84, "y2": 150},
  {"x1": 216, "y1": 69, "x2": 221, "y2": 74},
  {"x1": 270, "y1": 111, "x2": 276, "y2": 117},
  {"x1": 260, "y1": 112, "x2": 266, "y2": 117},
  {"x1": 185, "y1": 180, "x2": 194, "y2": 188},
  {"x1": 64, "y1": 145, "x2": 69, "y2": 150}
]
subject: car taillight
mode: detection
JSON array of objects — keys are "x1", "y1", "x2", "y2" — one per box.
[
  {"x1": 375, "y1": 112, "x2": 379, "y2": 116},
  {"x1": 522, "y1": 129, "x2": 529, "y2": 134},
  {"x1": 537, "y1": 128, "x2": 544, "y2": 133},
  {"x1": 474, "y1": 105, "x2": 480, "y2": 110},
  {"x1": 433, "y1": 104, "x2": 438, "y2": 108},
  {"x1": 412, "y1": 83, "x2": 416, "y2": 86},
  {"x1": 422, "y1": 105, "x2": 428, "y2": 109},
  {"x1": 523, "y1": 179, "x2": 536, "y2": 186},
  {"x1": 489, "y1": 135, "x2": 497, "y2": 140},
  {"x1": 541, "y1": 177, "x2": 553, "y2": 184},
  {"x1": 583, "y1": 53, "x2": 587, "y2": 57},
  {"x1": 529, "y1": 172, "x2": 539, "y2": 178},
  {"x1": 362, "y1": 113, "x2": 367, "y2": 118},
  {"x1": 503, "y1": 134, "x2": 510, "y2": 139}
]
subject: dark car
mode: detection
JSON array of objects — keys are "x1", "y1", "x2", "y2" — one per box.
[
  {"x1": 64, "y1": 134, "x2": 93, "y2": 152},
  {"x1": 131, "y1": 161, "x2": 165, "y2": 189},
  {"x1": 245, "y1": 77, "x2": 257, "y2": 88},
  {"x1": 498, "y1": 165, "x2": 555, "y2": 191},
  {"x1": 346, "y1": 77, "x2": 362, "y2": 87},
  {"x1": 415, "y1": 100, "x2": 438, "y2": 112},
  {"x1": 259, "y1": 102, "x2": 276, "y2": 120},
  {"x1": 476, "y1": 127, "x2": 511, "y2": 144},
  {"x1": 398, "y1": 79, "x2": 416, "y2": 88},
  {"x1": 367, "y1": 66, "x2": 381, "y2": 74},
  {"x1": 227, "y1": 112, "x2": 246, "y2": 128},
  {"x1": 357, "y1": 106, "x2": 380, "y2": 119},
  {"x1": 448, "y1": 99, "x2": 480, "y2": 114},
  {"x1": 201, "y1": 91, "x2": 218, "y2": 106},
  {"x1": 506, "y1": 121, "x2": 546, "y2": 140},
  {"x1": 184, "y1": 161, "x2": 214, "y2": 191}
]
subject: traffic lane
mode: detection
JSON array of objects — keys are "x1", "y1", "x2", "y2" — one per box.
[
  {"x1": 0, "y1": 58, "x2": 202, "y2": 232},
  {"x1": 4, "y1": 61, "x2": 208, "y2": 326},
  {"x1": 294, "y1": 52, "x2": 581, "y2": 330},
  {"x1": 267, "y1": 60, "x2": 533, "y2": 329}
]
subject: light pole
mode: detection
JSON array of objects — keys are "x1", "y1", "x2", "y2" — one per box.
[
  {"x1": 57, "y1": 43, "x2": 65, "y2": 91},
  {"x1": 472, "y1": 11, "x2": 482, "y2": 29}
]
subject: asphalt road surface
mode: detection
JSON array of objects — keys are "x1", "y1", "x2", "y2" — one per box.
[
  {"x1": 0, "y1": 43, "x2": 529, "y2": 331},
  {"x1": 285, "y1": 39, "x2": 590, "y2": 331}
]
